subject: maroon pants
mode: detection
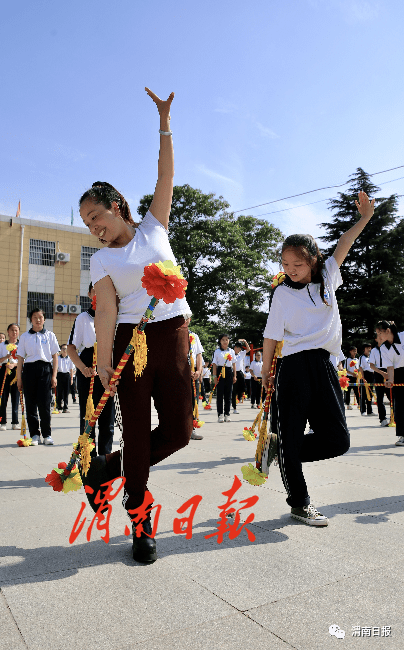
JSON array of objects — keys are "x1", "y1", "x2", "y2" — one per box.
[{"x1": 106, "y1": 316, "x2": 193, "y2": 512}]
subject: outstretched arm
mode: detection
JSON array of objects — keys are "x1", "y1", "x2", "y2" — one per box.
[
  {"x1": 145, "y1": 87, "x2": 174, "y2": 230},
  {"x1": 333, "y1": 191, "x2": 375, "y2": 268}
]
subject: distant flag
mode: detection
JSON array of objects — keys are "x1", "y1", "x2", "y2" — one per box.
[
  {"x1": 16, "y1": 201, "x2": 21, "y2": 218},
  {"x1": 71, "y1": 207, "x2": 74, "y2": 226}
]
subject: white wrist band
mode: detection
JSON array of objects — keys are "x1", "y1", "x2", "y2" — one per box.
[{"x1": 159, "y1": 129, "x2": 172, "y2": 136}]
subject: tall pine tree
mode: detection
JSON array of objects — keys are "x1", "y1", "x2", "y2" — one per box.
[{"x1": 320, "y1": 168, "x2": 404, "y2": 347}]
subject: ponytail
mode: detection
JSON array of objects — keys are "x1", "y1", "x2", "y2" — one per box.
[{"x1": 79, "y1": 181, "x2": 135, "y2": 226}]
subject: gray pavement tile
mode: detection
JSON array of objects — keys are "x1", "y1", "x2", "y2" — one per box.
[
  {"x1": 123, "y1": 612, "x2": 289, "y2": 650},
  {"x1": 0, "y1": 591, "x2": 27, "y2": 650},
  {"x1": 3, "y1": 562, "x2": 234, "y2": 650},
  {"x1": 247, "y1": 562, "x2": 404, "y2": 649},
  {"x1": 161, "y1": 525, "x2": 365, "y2": 611}
]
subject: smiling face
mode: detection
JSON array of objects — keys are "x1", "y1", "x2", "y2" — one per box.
[
  {"x1": 220, "y1": 336, "x2": 229, "y2": 350},
  {"x1": 80, "y1": 199, "x2": 124, "y2": 245},
  {"x1": 281, "y1": 248, "x2": 315, "y2": 284},
  {"x1": 255, "y1": 352, "x2": 261, "y2": 361}
]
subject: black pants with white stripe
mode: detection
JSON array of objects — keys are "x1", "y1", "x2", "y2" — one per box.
[{"x1": 276, "y1": 349, "x2": 350, "y2": 508}]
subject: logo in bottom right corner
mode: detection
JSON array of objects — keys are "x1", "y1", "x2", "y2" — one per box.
[{"x1": 329, "y1": 624, "x2": 392, "y2": 639}]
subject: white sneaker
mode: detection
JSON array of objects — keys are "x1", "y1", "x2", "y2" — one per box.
[
  {"x1": 31, "y1": 435, "x2": 40, "y2": 445},
  {"x1": 224, "y1": 415, "x2": 231, "y2": 422},
  {"x1": 395, "y1": 436, "x2": 404, "y2": 446},
  {"x1": 233, "y1": 409, "x2": 239, "y2": 414},
  {"x1": 291, "y1": 504, "x2": 328, "y2": 526},
  {"x1": 43, "y1": 436, "x2": 54, "y2": 445},
  {"x1": 0, "y1": 424, "x2": 6, "y2": 431},
  {"x1": 380, "y1": 419, "x2": 389, "y2": 427},
  {"x1": 12, "y1": 424, "x2": 19, "y2": 430},
  {"x1": 218, "y1": 415, "x2": 224, "y2": 423},
  {"x1": 346, "y1": 405, "x2": 353, "y2": 410}
]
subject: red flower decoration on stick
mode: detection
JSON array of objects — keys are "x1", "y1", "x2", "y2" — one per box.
[{"x1": 141, "y1": 260, "x2": 187, "y2": 304}]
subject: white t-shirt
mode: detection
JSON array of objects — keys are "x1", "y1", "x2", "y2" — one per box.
[
  {"x1": 189, "y1": 331, "x2": 204, "y2": 359},
  {"x1": 234, "y1": 349, "x2": 247, "y2": 371},
  {"x1": 382, "y1": 333, "x2": 404, "y2": 370},
  {"x1": 359, "y1": 354, "x2": 372, "y2": 373},
  {"x1": 58, "y1": 355, "x2": 74, "y2": 373},
  {"x1": 212, "y1": 348, "x2": 235, "y2": 368},
  {"x1": 17, "y1": 329, "x2": 60, "y2": 364},
  {"x1": 263, "y1": 256, "x2": 343, "y2": 357},
  {"x1": 244, "y1": 371, "x2": 251, "y2": 380},
  {"x1": 250, "y1": 360, "x2": 263, "y2": 378},
  {"x1": 68, "y1": 310, "x2": 96, "y2": 355},
  {"x1": 202, "y1": 367, "x2": 211, "y2": 379},
  {"x1": 0, "y1": 341, "x2": 18, "y2": 368},
  {"x1": 369, "y1": 346, "x2": 387, "y2": 369},
  {"x1": 344, "y1": 357, "x2": 359, "y2": 377},
  {"x1": 90, "y1": 210, "x2": 191, "y2": 325},
  {"x1": 330, "y1": 352, "x2": 344, "y2": 369}
]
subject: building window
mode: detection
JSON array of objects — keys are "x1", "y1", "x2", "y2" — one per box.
[
  {"x1": 80, "y1": 295, "x2": 92, "y2": 312},
  {"x1": 81, "y1": 246, "x2": 99, "y2": 271},
  {"x1": 27, "y1": 292, "x2": 54, "y2": 320},
  {"x1": 29, "y1": 239, "x2": 56, "y2": 266}
]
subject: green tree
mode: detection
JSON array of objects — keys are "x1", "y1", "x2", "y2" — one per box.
[
  {"x1": 319, "y1": 167, "x2": 404, "y2": 348},
  {"x1": 138, "y1": 185, "x2": 284, "y2": 345}
]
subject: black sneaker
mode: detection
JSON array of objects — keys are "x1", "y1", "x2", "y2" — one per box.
[
  {"x1": 291, "y1": 504, "x2": 328, "y2": 526},
  {"x1": 132, "y1": 518, "x2": 157, "y2": 563}
]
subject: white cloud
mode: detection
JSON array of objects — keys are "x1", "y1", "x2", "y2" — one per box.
[
  {"x1": 214, "y1": 100, "x2": 238, "y2": 114},
  {"x1": 196, "y1": 164, "x2": 242, "y2": 188},
  {"x1": 254, "y1": 121, "x2": 279, "y2": 140}
]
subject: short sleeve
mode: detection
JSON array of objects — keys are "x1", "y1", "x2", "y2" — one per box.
[
  {"x1": 68, "y1": 314, "x2": 84, "y2": 349},
  {"x1": 90, "y1": 252, "x2": 109, "y2": 286},
  {"x1": 16, "y1": 336, "x2": 26, "y2": 359},
  {"x1": 381, "y1": 345, "x2": 394, "y2": 366},
  {"x1": 195, "y1": 334, "x2": 204, "y2": 355},
  {"x1": 212, "y1": 350, "x2": 220, "y2": 365},
  {"x1": 263, "y1": 290, "x2": 285, "y2": 340},
  {"x1": 49, "y1": 333, "x2": 60, "y2": 355},
  {"x1": 326, "y1": 256, "x2": 343, "y2": 291}
]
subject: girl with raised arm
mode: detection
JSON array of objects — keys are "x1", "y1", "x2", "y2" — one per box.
[
  {"x1": 79, "y1": 88, "x2": 193, "y2": 563},
  {"x1": 262, "y1": 191, "x2": 374, "y2": 526}
]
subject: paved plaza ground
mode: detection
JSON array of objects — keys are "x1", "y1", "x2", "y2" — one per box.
[{"x1": 1, "y1": 396, "x2": 403, "y2": 649}]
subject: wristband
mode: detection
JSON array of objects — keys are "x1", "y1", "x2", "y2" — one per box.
[{"x1": 159, "y1": 129, "x2": 172, "y2": 136}]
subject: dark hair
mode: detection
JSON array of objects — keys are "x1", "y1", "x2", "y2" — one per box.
[
  {"x1": 29, "y1": 308, "x2": 45, "y2": 321},
  {"x1": 7, "y1": 323, "x2": 20, "y2": 332},
  {"x1": 255, "y1": 350, "x2": 262, "y2": 357},
  {"x1": 88, "y1": 282, "x2": 93, "y2": 293},
  {"x1": 234, "y1": 342, "x2": 242, "y2": 349},
  {"x1": 363, "y1": 342, "x2": 372, "y2": 348},
  {"x1": 349, "y1": 345, "x2": 357, "y2": 352},
  {"x1": 79, "y1": 181, "x2": 135, "y2": 226},
  {"x1": 217, "y1": 333, "x2": 229, "y2": 351},
  {"x1": 375, "y1": 320, "x2": 399, "y2": 339},
  {"x1": 282, "y1": 234, "x2": 329, "y2": 305}
]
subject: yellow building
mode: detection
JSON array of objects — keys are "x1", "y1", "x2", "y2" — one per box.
[{"x1": 0, "y1": 213, "x2": 103, "y2": 345}]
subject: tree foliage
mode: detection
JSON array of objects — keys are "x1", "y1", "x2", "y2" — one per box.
[
  {"x1": 138, "y1": 184, "x2": 284, "y2": 349},
  {"x1": 319, "y1": 168, "x2": 404, "y2": 348}
]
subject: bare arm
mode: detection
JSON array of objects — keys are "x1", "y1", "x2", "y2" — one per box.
[
  {"x1": 262, "y1": 338, "x2": 278, "y2": 390},
  {"x1": 67, "y1": 344, "x2": 95, "y2": 378},
  {"x1": 145, "y1": 88, "x2": 174, "y2": 230},
  {"x1": 232, "y1": 362, "x2": 237, "y2": 383},
  {"x1": 385, "y1": 366, "x2": 394, "y2": 388},
  {"x1": 16, "y1": 356, "x2": 24, "y2": 391},
  {"x1": 212, "y1": 363, "x2": 217, "y2": 379},
  {"x1": 93, "y1": 275, "x2": 118, "y2": 392},
  {"x1": 51, "y1": 353, "x2": 58, "y2": 389},
  {"x1": 333, "y1": 191, "x2": 374, "y2": 268}
]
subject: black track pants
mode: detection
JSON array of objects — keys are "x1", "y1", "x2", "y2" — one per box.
[{"x1": 276, "y1": 349, "x2": 350, "y2": 508}]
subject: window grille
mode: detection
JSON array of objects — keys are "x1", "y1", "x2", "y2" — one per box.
[
  {"x1": 29, "y1": 239, "x2": 56, "y2": 266},
  {"x1": 27, "y1": 292, "x2": 54, "y2": 320},
  {"x1": 81, "y1": 246, "x2": 99, "y2": 271},
  {"x1": 80, "y1": 295, "x2": 92, "y2": 312}
]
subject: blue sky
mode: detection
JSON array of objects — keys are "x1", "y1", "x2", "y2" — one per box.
[{"x1": 1, "y1": 0, "x2": 403, "y2": 244}]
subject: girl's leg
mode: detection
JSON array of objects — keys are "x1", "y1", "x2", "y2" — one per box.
[
  {"x1": 37, "y1": 364, "x2": 52, "y2": 438},
  {"x1": 22, "y1": 364, "x2": 40, "y2": 437},
  {"x1": 223, "y1": 370, "x2": 232, "y2": 416},
  {"x1": 10, "y1": 381, "x2": 19, "y2": 424},
  {"x1": 393, "y1": 368, "x2": 404, "y2": 437},
  {"x1": 0, "y1": 369, "x2": 10, "y2": 424},
  {"x1": 216, "y1": 368, "x2": 224, "y2": 415}
]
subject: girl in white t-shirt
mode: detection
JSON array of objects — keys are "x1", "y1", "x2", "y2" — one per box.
[
  {"x1": 376, "y1": 320, "x2": 404, "y2": 445},
  {"x1": 212, "y1": 334, "x2": 236, "y2": 422},
  {"x1": 79, "y1": 88, "x2": 192, "y2": 564},
  {"x1": 262, "y1": 191, "x2": 375, "y2": 527}
]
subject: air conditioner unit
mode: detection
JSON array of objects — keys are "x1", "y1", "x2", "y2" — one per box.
[
  {"x1": 68, "y1": 304, "x2": 82, "y2": 314},
  {"x1": 55, "y1": 252, "x2": 70, "y2": 263},
  {"x1": 54, "y1": 304, "x2": 68, "y2": 314}
]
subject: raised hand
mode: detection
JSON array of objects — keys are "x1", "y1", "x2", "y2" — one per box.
[
  {"x1": 355, "y1": 190, "x2": 375, "y2": 220},
  {"x1": 145, "y1": 87, "x2": 174, "y2": 128}
]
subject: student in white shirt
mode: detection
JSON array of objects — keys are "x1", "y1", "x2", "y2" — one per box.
[
  {"x1": 262, "y1": 191, "x2": 374, "y2": 526},
  {"x1": 0, "y1": 323, "x2": 20, "y2": 430},
  {"x1": 189, "y1": 329, "x2": 204, "y2": 440},
  {"x1": 376, "y1": 320, "x2": 404, "y2": 445},
  {"x1": 249, "y1": 350, "x2": 266, "y2": 409},
  {"x1": 343, "y1": 346, "x2": 360, "y2": 409},
  {"x1": 67, "y1": 283, "x2": 115, "y2": 458},
  {"x1": 369, "y1": 334, "x2": 389, "y2": 426},
  {"x1": 79, "y1": 88, "x2": 192, "y2": 564},
  {"x1": 202, "y1": 361, "x2": 211, "y2": 396},
  {"x1": 56, "y1": 344, "x2": 74, "y2": 413},
  {"x1": 358, "y1": 343, "x2": 375, "y2": 416},
  {"x1": 16, "y1": 308, "x2": 60, "y2": 445},
  {"x1": 232, "y1": 339, "x2": 250, "y2": 414},
  {"x1": 244, "y1": 365, "x2": 251, "y2": 399},
  {"x1": 212, "y1": 334, "x2": 236, "y2": 422}
]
